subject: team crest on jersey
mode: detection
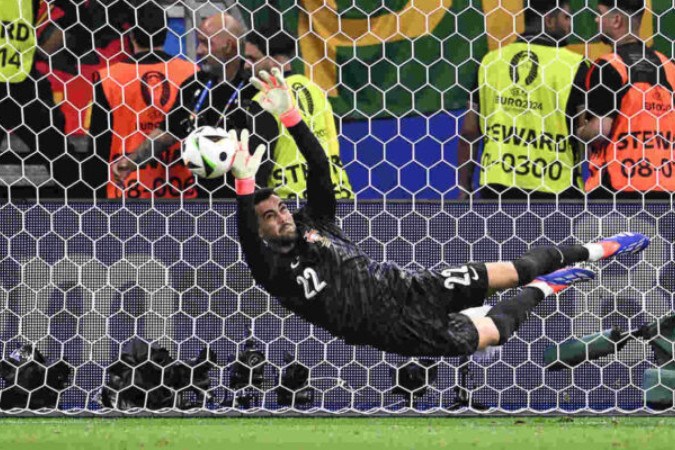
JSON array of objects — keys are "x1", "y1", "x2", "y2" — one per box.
[{"x1": 304, "y1": 229, "x2": 331, "y2": 247}]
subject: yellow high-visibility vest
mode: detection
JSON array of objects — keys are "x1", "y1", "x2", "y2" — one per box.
[
  {"x1": 478, "y1": 42, "x2": 584, "y2": 193},
  {"x1": 0, "y1": 0, "x2": 36, "y2": 83}
]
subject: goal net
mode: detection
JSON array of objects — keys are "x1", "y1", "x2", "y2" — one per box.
[{"x1": 0, "y1": 0, "x2": 672, "y2": 415}]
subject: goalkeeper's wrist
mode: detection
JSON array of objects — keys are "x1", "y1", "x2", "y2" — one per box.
[
  {"x1": 235, "y1": 177, "x2": 256, "y2": 196},
  {"x1": 280, "y1": 108, "x2": 302, "y2": 128}
]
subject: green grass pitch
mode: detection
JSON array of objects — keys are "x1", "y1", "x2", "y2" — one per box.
[{"x1": 0, "y1": 417, "x2": 674, "y2": 450}]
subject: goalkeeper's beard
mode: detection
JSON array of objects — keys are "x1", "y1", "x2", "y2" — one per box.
[
  {"x1": 267, "y1": 234, "x2": 297, "y2": 253},
  {"x1": 266, "y1": 224, "x2": 298, "y2": 252}
]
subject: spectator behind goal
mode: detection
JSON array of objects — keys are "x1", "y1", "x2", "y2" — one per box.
[
  {"x1": 35, "y1": 0, "x2": 135, "y2": 199},
  {"x1": 577, "y1": 0, "x2": 675, "y2": 199},
  {"x1": 245, "y1": 26, "x2": 353, "y2": 200},
  {"x1": 0, "y1": 0, "x2": 70, "y2": 200},
  {"x1": 88, "y1": 1, "x2": 200, "y2": 199},
  {"x1": 457, "y1": 0, "x2": 587, "y2": 200},
  {"x1": 112, "y1": 12, "x2": 260, "y2": 199}
]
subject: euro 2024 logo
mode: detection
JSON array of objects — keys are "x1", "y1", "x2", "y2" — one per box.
[{"x1": 509, "y1": 50, "x2": 540, "y2": 97}]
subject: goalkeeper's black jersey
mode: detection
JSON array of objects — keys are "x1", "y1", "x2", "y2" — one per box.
[{"x1": 237, "y1": 121, "x2": 477, "y2": 356}]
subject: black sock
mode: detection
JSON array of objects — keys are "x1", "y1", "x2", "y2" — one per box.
[
  {"x1": 486, "y1": 287, "x2": 546, "y2": 345},
  {"x1": 559, "y1": 245, "x2": 590, "y2": 265},
  {"x1": 513, "y1": 245, "x2": 590, "y2": 284}
]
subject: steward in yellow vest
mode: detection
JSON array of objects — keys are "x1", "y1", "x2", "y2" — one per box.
[
  {"x1": 245, "y1": 28, "x2": 353, "y2": 200},
  {"x1": 0, "y1": 0, "x2": 70, "y2": 200},
  {"x1": 458, "y1": 0, "x2": 587, "y2": 200},
  {"x1": 0, "y1": 0, "x2": 37, "y2": 83}
]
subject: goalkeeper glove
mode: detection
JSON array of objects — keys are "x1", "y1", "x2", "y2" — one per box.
[
  {"x1": 229, "y1": 128, "x2": 266, "y2": 196},
  {"x1": 250, "y1": 68, "x2": 302, "y2": 128}
]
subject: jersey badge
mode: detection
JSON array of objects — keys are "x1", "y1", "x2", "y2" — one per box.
[{"x1": 304, "y1": 229, "x2": 331, "y2": 248}]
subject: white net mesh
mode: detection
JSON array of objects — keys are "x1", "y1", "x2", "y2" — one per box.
[{"x1": 0, "y1": 0, "x2": 674, "y2": 414}]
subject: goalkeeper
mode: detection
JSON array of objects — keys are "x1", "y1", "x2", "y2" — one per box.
[{"x1": 231, "y1": 69, "x2": 650, "y2": 357}]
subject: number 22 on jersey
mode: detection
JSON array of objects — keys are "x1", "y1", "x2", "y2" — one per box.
[{"x1": 296, "y1": 267, "x2": 327, "y2": 300}]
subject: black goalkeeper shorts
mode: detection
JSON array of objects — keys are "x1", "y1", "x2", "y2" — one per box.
[
  {"x1": 433, "y1": 262, "x2": 490, "y2": 313},
  {"x1": 378, "y1": 262, "x2": 488, "y2": 357},
  {"x1": 428, "y1": 262, "x2": 488, "y2": 356}
]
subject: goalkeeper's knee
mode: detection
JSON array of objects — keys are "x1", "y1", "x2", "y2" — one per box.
[
  {"x1": 513, "y1": 246, "x2": 588, "y2": 284},
  {"x1": 486, "y1": 287, "x2": 546, "y2": 345}
]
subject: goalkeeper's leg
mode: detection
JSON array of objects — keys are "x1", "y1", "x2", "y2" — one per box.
[
  {"x1": 444, "y1": 267, "x2": 595, "y2": 356},
  {"x1": 479, "y1": 267, "x2": 595, "y2": 349},
  {"x1": 454, "y1": 232, "x2": 650, "y2": 354},
  {"x1": 484, "y1": 232, "x2": 650, "y2": 291}
]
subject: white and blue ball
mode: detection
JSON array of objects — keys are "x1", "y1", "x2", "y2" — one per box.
[{"x1": 182, "y1": 126, "x2": 236, "y2": 179}]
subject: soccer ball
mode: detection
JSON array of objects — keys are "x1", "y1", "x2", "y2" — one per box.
[{"x1": 182, "y1": 126, "x2": 237, "y2": 179}]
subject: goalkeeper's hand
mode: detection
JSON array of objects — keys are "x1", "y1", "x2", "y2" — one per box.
[
  {"x1": 229, "y1": 128, "x2": 266, "y2": 196},
  {"x1": 250, "y1": 68, "x2": 302, "y2": 128}
]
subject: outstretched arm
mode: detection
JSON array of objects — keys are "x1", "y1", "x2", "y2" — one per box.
[
  {"x1": 230, "y1": 129, "x2": 292, "y2": 296},
  {"x1": 251, "y1": 69, "x2": 336, "y2": 220},
  {"x1": 246, "y1": 102, "x2": 281, "y2": 189},
  {"x1": 230, "y1": 129, "x2": 272, "y2": 278},
  {"x1": 286, "y1": 119, "x2": 336, "y2": 220}
]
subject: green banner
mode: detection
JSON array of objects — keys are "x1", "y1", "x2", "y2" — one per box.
[{"x1": 238, "y1": 0, "x2": 673, "y2": 119}]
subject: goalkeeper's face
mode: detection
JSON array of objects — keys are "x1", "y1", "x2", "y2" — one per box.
[{"x1": 255, "y1": 195, "x2": 298, "y2": 247}]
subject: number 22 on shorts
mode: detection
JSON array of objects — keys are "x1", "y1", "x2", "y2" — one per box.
[{"x1": 441, "y1": 265, "x2": 478, "y2": 290}]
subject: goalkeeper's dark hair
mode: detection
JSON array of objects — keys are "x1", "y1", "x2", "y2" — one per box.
[
  {"x1": 524, "y1": 0, "x2": 570, "y2": 26},
  {"x1": 130, "y1": 1, "x2": 168, "y2": 50},
  {"x1": 598, "y1": 0, "x2": 645, "y2": 16},
  {"x1": 254, "y1": 188, "x2": 277, "y2": 205}
]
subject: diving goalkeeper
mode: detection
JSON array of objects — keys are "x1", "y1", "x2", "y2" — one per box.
[{"x1": 231, "y1": 69, "x2": 650, "y2": 357}]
